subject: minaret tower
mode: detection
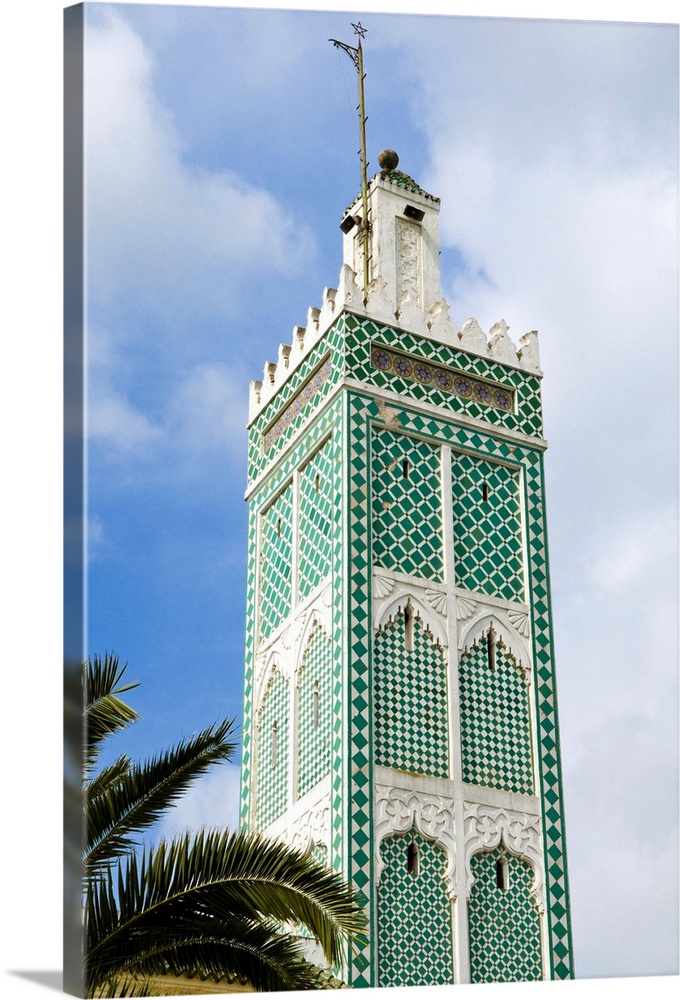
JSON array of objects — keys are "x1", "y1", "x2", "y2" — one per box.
[{"x1": 239, "y1": 148, "x2": 573, "y2": 985}]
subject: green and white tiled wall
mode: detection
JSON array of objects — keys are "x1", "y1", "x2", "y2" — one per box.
[{"x1": 241, "y1": 312, "x2": 573, "y2": 986}]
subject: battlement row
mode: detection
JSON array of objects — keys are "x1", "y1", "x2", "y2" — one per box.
[{"x1": 249, "y1": 264, "x2": 541, "y2": 422}]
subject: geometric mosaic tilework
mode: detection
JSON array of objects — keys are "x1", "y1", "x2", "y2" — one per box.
[
  {"x1": 451, "y1": 451, "x2": 525, "y2": 602},
  {"x1": 354, "y1": 390, "x2": 573, "y2": 978},
  {"x1": 298, "y1": 437, "x2": 334, "y2": 602},
  {"x1": 374, "y1": 615, "x2": 449, "y2": 777},
  {"x1": 297, "y1": 622, "x2": 332, "y2": 799},
  {"x1": 523, "y1": 450, "x2": 573, "y2": 979},
  {"x1": 345, "y1": 392, "x2": 378, "y2": 987},
  {"x1": 240, "y1": 507, "x2": 259, "y2": 829},
  {"x1": 343, "y1": 314, "x2": 544, "y2": 439},
  {"x1": 468, "y1": 848, "x2": 542, "y2": 983},
  {"x1": 258, "y1": 482, "x2": 293, "y2": 642},
  {"x1": 242, "y1": 395, "x2": 343, "y2": 831},
  {"x1": 459, "y1": 638, "x2": 534, "y2": 795},
  {"x1": 256, "y1": 666, "x2": 289, "y2": 830},
  {"x1": 376, "y1": 829, "x2": 455, "y2": 987},
  {"x1": 371, "y1": 426, "x2": 444, "y2": 582},
  {"x1": 243, "y1": 353, "x2": 572, "y2": 982}
]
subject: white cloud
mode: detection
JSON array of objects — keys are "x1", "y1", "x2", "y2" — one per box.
[
  {"x1": 586, "y1": 506, "x2": 677, "y2": 594},
  {"x1": 88, "y1": 349, "x2": 247, "y2": 475},
  {"x1": 84, "y1": 8, "x2": 316, "y2": 332},
  {"x1": 87, "y1": 386, "x2": 163, "y2": 451}
]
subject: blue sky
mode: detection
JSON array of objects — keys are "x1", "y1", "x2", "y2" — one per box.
[{"x1": 3, "y1": 1, "x2": 679, "y2": 996}]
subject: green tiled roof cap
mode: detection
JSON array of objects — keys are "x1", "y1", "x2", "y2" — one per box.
[
  {"x1": 377, "y1": 168, "x2": 440, "y2": 203},
  {"x1": 344, "y1": 170, "x2": 440, "y2": 215}
]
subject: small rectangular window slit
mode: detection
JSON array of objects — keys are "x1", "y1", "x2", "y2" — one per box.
[
  {"x1": 482, "y1": 482, "x2": 489, "y2": 502},
  {"x1": 404, "y1": 603, "x2": 414, "y2": 652},
  {"x1": 313, "y1": 680, "x2": 319, "y2": 729},
  {"x1": 276, "y1": 517, "x2": 281, "y2": 537},
  {"x1": 496, "y1": 857, "x2": 509, "y2": 890},
  {"x1": 407, "y1": 841, "x2": 420, "y2": 876},
  {"x1": 402, "y1": 458, "x2": 410, "y2": 479},
  {"x1": 487, "y1": 626, "x2": 496, "y2": 671},
  {"x1": 271, "y1": 720, "x2": 278, "y2": 768},
  {"x1": 315, "y1": 474, "x2": 320, "y2": 493}
]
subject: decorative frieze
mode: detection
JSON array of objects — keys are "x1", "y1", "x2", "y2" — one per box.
[
  {"x1": 371, "y1": 344, "x2": 514, "y2": 412},
  {"x1": 262, "y1": 355, "x2": 332, "y2": 450}
]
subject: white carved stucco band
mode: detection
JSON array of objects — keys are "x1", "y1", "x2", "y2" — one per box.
[
  {"x1": 375, "y1": 783, "x2": 456, "y2": 897},
  {"x1": 463, "y1": 803, "x2": 545, "y2": 912},
  {"x1": 285, "y1": 800, "x2": 330, "y2": 857}
]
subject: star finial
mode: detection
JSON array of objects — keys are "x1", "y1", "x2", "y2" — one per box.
[{"x1": 352, "y1": 21, "x2": 367, "y2": 39}]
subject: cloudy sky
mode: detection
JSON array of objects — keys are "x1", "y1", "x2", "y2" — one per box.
[{"x1": 3, "y1": 1, "x2": 678, "y2": 996}]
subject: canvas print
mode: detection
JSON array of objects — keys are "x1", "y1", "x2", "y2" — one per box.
[{"x1": 64, "y1": 2, "x2": 679, "y2": 996}]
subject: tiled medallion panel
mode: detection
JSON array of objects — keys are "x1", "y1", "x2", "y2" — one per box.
[
  {"x1": 459, "y1": 639, "x2": 534, "y2": 795},
  {"x1": 377, "y1": 829, "x2": 455, "y2": 987},
  {"x1": 468, "y1": 849, "x2": 542, "y2": 982},
  {"x1": 373, "y1": 614, "x2": 449, "y2": 777}
]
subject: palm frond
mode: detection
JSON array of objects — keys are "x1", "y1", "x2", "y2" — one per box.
[
  {"x1": 85, "y1": 719, "x2": 238, "y2": 875},
  {"x1": 84, "y1": 655, "x2": 140, "y2": 776},
  {"x1": 87, "y1": 828, "x2": 366, "y2": 983},
  {"x1": 86, "y1": 756, "x2": 133, "y2": 800}
]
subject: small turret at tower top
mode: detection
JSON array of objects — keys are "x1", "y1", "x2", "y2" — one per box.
[
  {"x1": 248, "y1": 153, "x2": 541, "y2": 423},
  {"x1": 340, "y1": 148, "x2": 443, "y2": 322}
]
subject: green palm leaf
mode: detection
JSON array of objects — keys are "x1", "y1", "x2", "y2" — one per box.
[
  {"x1": 85, "y1": 719, "x2": 238, "y2": 875},
  {"x1": 84, "y1": 654, "x2": 140, "y2": 777},
  {"x1": 87, "y1": 830, "x2": 365, "y2": 993},
  {"x1": 83, "y1": 655, "x2": 366, "y2": 994}
]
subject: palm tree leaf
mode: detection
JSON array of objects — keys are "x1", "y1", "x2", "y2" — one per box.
[
  {"x1": 86, "y1": 755, "x2": 133, "y2": 800},
  {"x1": 84, "y1": 655, "x2": 140, "y2": 776},
  {"x1": 86, "y1": 719, "x2": 238, "y2": 875},
  {"x1": 87, "y1": 828, "x2": 366, "y2": 986}
]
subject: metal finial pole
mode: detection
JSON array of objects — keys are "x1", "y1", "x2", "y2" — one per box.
[{"x1": 330, "y1": 22, "x2": 371, "y2": 304}]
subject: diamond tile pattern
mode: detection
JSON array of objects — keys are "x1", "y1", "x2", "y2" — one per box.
[
  {"x1": 346, "y1": 393, "x2": 378, "y2": 986},
  {"x1": 468, "y1": 849, "x2": 542, "y2": 982},
  {"x1": 377, "y1": 829, "x2": 455, "y2": 986},
  {"x1": 372, "y1": 426, "x2": 443, "y2": 581},
  {"x1": 374, "y1": 614, "x2": 449, "y2": 777},
  {"x1": 459, "y1": 638, "x2": 534, "y2": 794},
  {"x1": 256, "y1": 667, "x2": 289, "y2": 830},
  {"x1": 239, "y1": 509, "x2": 258, "y2": 829},
  {"x1": 297, "y1": 622, "x2": 332, "y2": 798},
  {"x1": 451, "y1": 451, "x2": 524, "y2": 601},
  {"x1": 258, "y1": 484, "x2": 293, "y2": 642},
  {"x1": 298, "y1": 437, "x2": 334, "y2": 601}
]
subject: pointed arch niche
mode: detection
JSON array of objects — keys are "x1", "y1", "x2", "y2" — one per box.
[
  {"x1": 294, "y1": 614, "x2": 333, "y2": 799},
  {"x1": 458, "y1": 610, "x2": 535, "y2": 795},
  {"x1": 373, "y1": 592, "x2": 450, "y2": 778}
]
